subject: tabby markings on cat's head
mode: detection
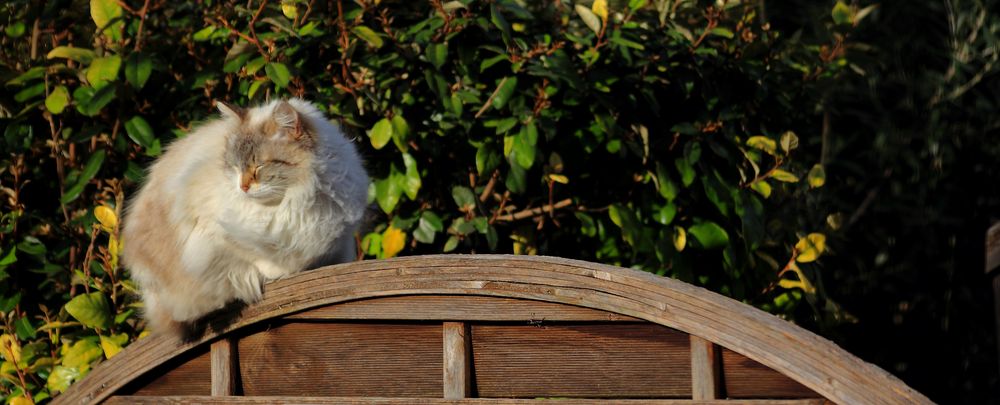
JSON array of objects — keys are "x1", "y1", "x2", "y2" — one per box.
[{"x1": 218, "y1": 100, "x2": 315, "y2": 204}]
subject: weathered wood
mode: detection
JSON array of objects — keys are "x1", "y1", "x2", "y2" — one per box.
[
  {"x1": 119, "y1": 349, "x2": 210, "y2": 397},
  {"x1": 471, "y1": 323, "x2": 690, "y2": 398},
  {"x1": 987, "y1": 222, "x2": 1000, "y2": 274},
  {"x1": 690, "y1": 335, "x2": 719, "y2": 399},
  {"x1": 287, "y1": 295, "x2": 639, "y2": 322},
  {"x1": 104, "y1": 396, "x2": 830, "y2": 405},
  {"x1": 57, "y1": 255, "x2": 931, "y2": 405},
  {"x1": 721, "y1": 348, "x2": 819, "y2": 398},
  {"x1": 236, "y1": 322, "x2": 442, "y2": 397},
  {"x1": 210, "y1": 338, "x2": 237, "y2": 396},
  {"x1": 443, "y1": 322, "x2": 472, "y2": 399}
]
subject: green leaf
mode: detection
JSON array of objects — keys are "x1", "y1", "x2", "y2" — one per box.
[
  {"x1": 125, "y1": 52, "x2": 153, "y2": 89},
  {"x1": 62, "y1": 338, "x2": 102, "y2": 368},
  {"x1": 390, "y1": 115, "x2": 410, "y2": 152},
  {"x1": 653, "y1": 203, "x2": 677, "y2": 225},
  {"x1": 4, "y1": 21, "x2": 25, "y2": 38},
  {"x1": 807, "y1": 164, "x2": 826, "y2": 188},
  {"x1": 656, "y1": 163, "x2": 678, "y2": 201},
  {"x1": 86, "y1": 56, "x2": 121, "y2": 88},
  {"x1": 505, "y1": 155, "x2": 526, "y2": 194},
  {"x1": 14, "y1": 318, "x2": 36, "y2": 340},
  {"x1": 710, "y1": 27, "x2": 734, "y2": 38},
  {"x1": 832, "y1": 1, "x2": 853, "y2": 25},
  {"x1": 425, "y1": 43, "x2": 448, "y2": 69},
  {"x1": 688, "y1": 222, "x2": 729, "y2": 249},
  {"x1": 46, "y1": 46, "x2": 97, "y2": 64},
  {"x1": 770, "y1": 169, "x2": 799, "y2": 183},
  {"x1": 353, "y1": 26, "x2": 384, "y2": 48},
  {"x1": 675, "y1": 157, "x2": 695, "y2": 187},
  {"x1": 47, "y1": 365, "x2": 81, "y2": 393},
  {"x1": 91, "y1": 0, "x2": 124, "y2": 41},
  {"x1": 369, "y1": 118, "x2": 393, "y2": 150},
  {"x1": 400, "y1": 152, "x2": 421, "y2": 200},
  {"x1": 750, "y1": 180, "x2": 772, "y2": 198},
  {"x1": 575, "y1": 4, "x2": 602, "y2": 35},
  {"x1": 513, "y1": 123, "x2": 537, "y2": 169},
  {"x1": 74, "y1": 84, "x2": 116, "y2": 116},
  {"x1": 64, "y1": 292, "x2": 111, "y2": 329},
  {"x1": 451, "y1": 186, "x2": 476, "y2": 211},
  {"x1": 414, "y1": 211, "x2": 443, "y2": 244},
  {"x1": 61, "y1": 150, "x2": 106, "y2": 204},
  {"x1": 6, "y1": 67, "x2": 45, "y2": 86},
  {"x1": 374, "y1": 174, "x2": 402, "y2": 214},
  {"x1": 14, "y1": 82, "x2": 45, "y2": 103},
  {"x1": 443, "y1": 235, "x2": 459, "y2": 252},
  {"x1": 476, "y1": 143, "x2": 501, "y2": 175},
  {"x1": 490, "y1": 4, "x2": 513, "y2": 44},
  {"x1": 265, "y1": 62, "x2": 291, "y2": 88},
  {"x1": 491, "y1": 77, "x2": 518, "y2": 109},
  {"x1": 780, "y1": 131, "x2": 799, "y2": 153},
  {"x1": 124, "y1": 115, "x2": 158, "y2": 155},
  {"x1": 45, "y1": 85, "x2": 70, "y2": 114},
  {"x1": 192, "y1": 26, "x2": 216, "y2": 41}
]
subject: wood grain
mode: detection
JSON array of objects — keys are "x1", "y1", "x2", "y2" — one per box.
[
  {"x1": 104, "y1": 396, "x2": 830, "y2": 405},
  {"x1": 443, "y1": 322, "x2": 472, "y2": 399},
  {"x1": 287, "y1": 295, "x2": 639, "y2": 322},
  {"x1": 987, "y1": 222, "x2": 1000, "y2": 273},
  {"x1": 120, "y1": 349, "x2": 210, "y2": 396},
  {"x1": 57, "y1": 255, "x2": 932, "y2": 405},
  {"x1": 690, "y1": 335, "x2": 719, "y2": 399},
  {"x1": 236, "y1": 322, "x2": 442, "y2": 397},
  {"x1": 210, "y1": 338, "x2": 237, "y2": 396},
  {"x1": 471, "y1": 323, "x2": 691, "y2": 398},
  {"x1": 721, "y1": 348, "x2": 819, "y2": 398}
]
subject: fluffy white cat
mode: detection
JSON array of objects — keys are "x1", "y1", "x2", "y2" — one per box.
[{"x1": 122, "y1": 98, "x2": 369, "y2": 337}]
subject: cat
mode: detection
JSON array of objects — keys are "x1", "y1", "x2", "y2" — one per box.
[{"x1": 122, "y1": 98, "x2": 369, "y2": 338}]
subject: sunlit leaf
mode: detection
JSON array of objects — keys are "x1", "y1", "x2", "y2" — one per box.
[
  {"x1": 780, "y1": 131, "x2": 799, "y2": 153},
  {"x1": 64, "y1": 292, "x2": 111, "y2": 329},
  {"x1": 832, "y1": 1, "x2": 853, "y2": 25},
  {"x1": 592, "y1": 0, "x2": 609, "y2": 21},
  {"x1": 795, "y1": 233, "x2": 827, "y2": 263},
  {"x1": 46, "y1": 46, "x2": 96, "y2": 64},
  {"x1": 45, "y1": 85, "x2": 70, "y2": 114},
  {"x1": 770, "y1": 169, "x2": 799, "y2": 183},
  {"x1": 47, "y1": 365, "x2": 81, "y2": 393},
  {"x1": 86, "y1": 56, "x2": 121, "y2": 88},
  {"x1": 575, "y1": 4, "x2": 602, "y2": 34},
  {"x1": 808, "y1": 164, "x2": 826, "y2": 188},
  {"x1": 688, "y1": 222, "x2": 729, "y2": 249},
  {"x1": 672, "y1": 226, "x2": 686, "y2": 252},
  {"x1": 381, "y1": 226, "x2": 406, "y2": 258},
  {"x1": 265, "y1": 62, "x2": 291, "y2": 88},
  {"x1": 0, "y1": 334, "x2": 21, "y2": 363},
  {"x1": 353, "y1": 26, "x2": 384, "y2": 48},
  {"x1": 746, "y1": 136, "x2": 777, "y2": 155},
  {"x1": 751, "y1": 180, "x2": 772, "y2": 198},
  {"x1": 90, "y1": 0, "x2": 124, "y2": 41},
  {"x1": 369, "y1": 118, "x2": 393, "y2": 150}
]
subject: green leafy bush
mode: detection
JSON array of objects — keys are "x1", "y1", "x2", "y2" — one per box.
[{"x1": 0, "y1": 0, "x2": 865, "y2": 402}]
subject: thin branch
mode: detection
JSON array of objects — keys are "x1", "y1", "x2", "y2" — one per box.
[
  {"x1": 475, "y1": 77, "x2": 508, "y2": 119},
  {"x1": 495, "y1": 198, "x2": 573, "y2": 222},
  {"x1": 133, "y1": 0, "x2": 152, "y2": 51},
  {"x1": 478, "y1": 170, "x2": 498, "y2": 202}
]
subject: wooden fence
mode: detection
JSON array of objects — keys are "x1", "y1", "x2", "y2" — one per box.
[{"x1": 53, "y1": 255, "x2": 933, "y2": 404}]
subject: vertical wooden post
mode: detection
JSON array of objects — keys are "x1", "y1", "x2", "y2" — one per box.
[
  {"x1": 211, "y1": 338, "x2": 238, "y2": 396},
  {"x1": 986, "y1": 222, "x2": 1000, "y2": 377},
  {"x1": 690, "y1": 335, "x2": 720, "y2": 399},
  {"x1": 443, "y1": 322, "x2": 472, "y2": 399}
]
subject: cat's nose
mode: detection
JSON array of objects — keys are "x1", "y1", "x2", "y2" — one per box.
[{"x1": 240, "y1": 183, "x2": 250, "y2": 192}]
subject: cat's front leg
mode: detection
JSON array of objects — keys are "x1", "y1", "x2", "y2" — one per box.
[{"x1": 253, "y1": 258, "x2": 295, "y2": 280}]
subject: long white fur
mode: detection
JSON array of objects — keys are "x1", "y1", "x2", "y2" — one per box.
[{"x1": 123, "y1": 99, "x2": 368, "y2": 331}]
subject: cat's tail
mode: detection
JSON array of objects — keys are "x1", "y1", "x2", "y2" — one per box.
[{"x1": 142, "y1": 294, "x2": 188, "y2": 340}]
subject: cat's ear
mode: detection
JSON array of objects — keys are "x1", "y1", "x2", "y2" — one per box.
[
  {"x1": 273, "y1": 100, "x2": 307, "y2": 140},
  {"x1": 216, "y1": 101, "x2": 245, "y2": 121}
]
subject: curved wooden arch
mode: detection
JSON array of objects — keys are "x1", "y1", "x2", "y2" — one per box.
[{"x1": 56, "y1": 255, "x2": 931, "y2": 405}]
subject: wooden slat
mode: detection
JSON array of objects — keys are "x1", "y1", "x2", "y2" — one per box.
[
  {"x1": 442, "y1": 322, "x2": 472, "y2": 399},
  {"x1": 104, "y1": 396, "x2": 830, "y2": 405},
  {"x1": 120, "y1": 349, "x2": 210, "y2": 396},
  {"x1": 721, "y1": 348, "x2": 820, "y2": 398},
  {"x1": 287, "y1": 295, "x2": 639, "y2": 322},
  {"x1": 986, "y1": 222, "x2": 1000, "y2": 273},
  {"x1": 472, "y1": 323, "x2": 691, "y2": 398},
  {"x1": 210, "y1": 338, "x2": 237, "y2": 396},
  {"x1": 690, "y1": 335, "x2": 719, "y2": 399},
  {"x1": 236, "y1": 322, "x2": 442, "y2": 397},
  {"x1": 58, "y1": 255, "x2": 930, "y2": 405}
]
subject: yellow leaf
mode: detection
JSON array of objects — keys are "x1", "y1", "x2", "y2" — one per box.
[
  {"x1": 10, "y1": 395, "x2": 34, "y2": 405},
  {"x1": 108, "y1": 234, "x2": 123, "y2": 269},
  {"x1": 770, "y1": 169, "x2": 799, "y2": 183},
  {"x1": 548, "y1": 174, "x2": 569, "y2": 184},
  {"x1": 795, "y1": 233, "x2": 827, "y2": 263},
  {"x1": 99, "y1": 335, "x2": 123, "y2": 359},
  {"x1": 381, "y1": 226, "x2": 406, "y2": 258},
  {"x1": 592, "y1": 0, "x2": 609, "y2": 21},
  {"x1": 808, "y1": 164, "x2": 826, "y2": 188},
  {"x1": 750, "y1": 180, "x2": 771, "y2": 198},
  {"x1": 672, "y1": 226, "x2": 686, "y2": 252},
  {"x1": 746, "y1": 136, "x2": 777, "y2": 155},
  {"x1": 780, "y1": 262, "x2": 817, "y2": 294},
  {"x1": 280, "y1": 0, "x2": 298, "y2": 19},
  {"x1": 0, "y1": 334, "x2": 21, "y2": 364},
  {"x1": 512, "y1": 22, "x2": 525, "y2": 32},
  {"x1": 94, "y1": 205, "x2": 117, "y2": 233}
]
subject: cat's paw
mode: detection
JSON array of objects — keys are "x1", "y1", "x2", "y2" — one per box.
[{"x1": 253, "y1": 259, "x2": 292, "y2": 280}]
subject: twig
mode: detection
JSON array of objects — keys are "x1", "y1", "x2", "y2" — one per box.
[
  {"x1": 29, "y1": 19, "x2": 39, "y2": 60},
  {"x1": 495, "y1": 198, "x2": 573, "y2": 222},
  {"x1": 478, "y1": 170, "x2": 498, "y2": 202},
  {"x1": 133, "y1": 0, "x2": 152, "y2": 51},
  {"x1": 475, "y1": 77, "x2": 508, "y2": 119}
]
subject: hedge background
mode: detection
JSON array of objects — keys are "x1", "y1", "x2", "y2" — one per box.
[{"x1": 0, "y1": 0, "x2": 997, "y2": 404}]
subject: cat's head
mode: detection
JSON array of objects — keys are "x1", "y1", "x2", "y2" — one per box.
[{"x1": 218, "y1": 100, "x2": 315, "y2": 204}]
